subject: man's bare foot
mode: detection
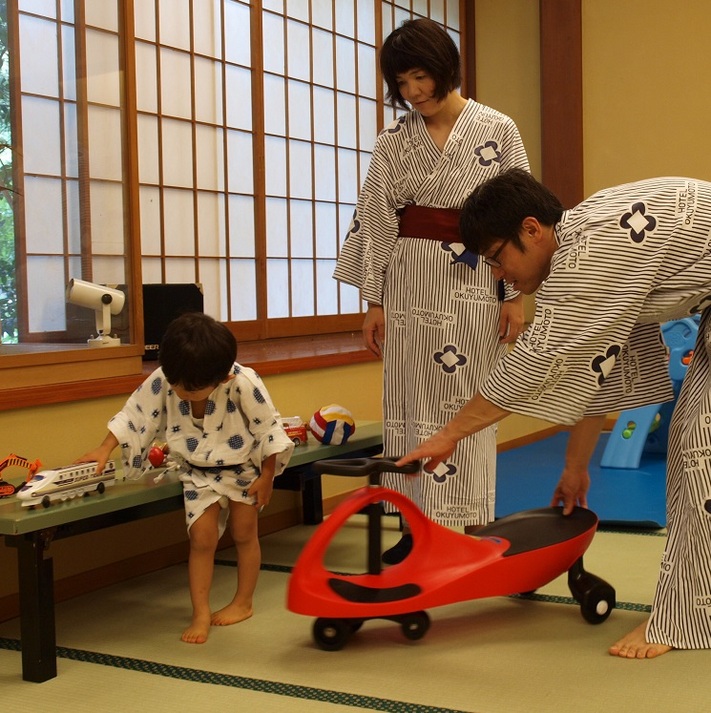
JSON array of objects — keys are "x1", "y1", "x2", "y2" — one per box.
[
  {"x1": 211, "y1": 601, "x2": 253, "y2": 626},
  {"x1": 181, "y1": 612, "x2": 211, "y2": 644},
  {"x1": 609, "y1": 621, "x2": 674, "y2": 659}
]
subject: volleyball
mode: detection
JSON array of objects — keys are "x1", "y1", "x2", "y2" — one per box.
[{"x1": 309, "y1": 404, "x2": 356, "y2": 445}]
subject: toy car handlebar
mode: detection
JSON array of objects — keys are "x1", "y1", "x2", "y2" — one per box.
[{"x1": 311, "y1": 457, "x2": 420, "y2": 477}]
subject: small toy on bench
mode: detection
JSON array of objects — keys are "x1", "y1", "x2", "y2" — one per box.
[
  {"x1": 0, "y1": 453, "x2": 42, "y2": 498},
  {"x1": 141, "y1": 442, "x2": 180, "y2": 483},
  {"x1": 309, "y1": 404, "x2": 356, "y2": 445},
  {"x1": 16, "y1": 460, "x2": 117, "y2": 508},
  {"x1": 282, "y1": 417, "x2": 309, "y2": 446}
]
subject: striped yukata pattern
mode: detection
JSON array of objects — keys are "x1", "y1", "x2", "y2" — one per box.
[
  {"x1": 482, "y1": 176, "x2": 711, "y2": 648},
  {"x1": 648, "y1": 308, "x2": 711, "y2": 648},
  {"x1": 334, "y1": 99, "x2": 529, "y2": 526}
]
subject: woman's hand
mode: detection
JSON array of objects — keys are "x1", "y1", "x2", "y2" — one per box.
[
  {"x1": 498, "y1": 294, "x2": 525, "y2": 344},
  {"x1": 362, "y1": 304, "x2": 385, "y2": 358}
]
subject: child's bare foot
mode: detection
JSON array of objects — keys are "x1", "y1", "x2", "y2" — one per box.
[
  {"x1": 211, "y1": 601, "x2": 253, "y2": 626},
  {"x1": 181, "y1": 612, "x2": 211, "y2": 644},
  {"x1": 609, "y1": 621, "x2": 674, "y2": 659}
]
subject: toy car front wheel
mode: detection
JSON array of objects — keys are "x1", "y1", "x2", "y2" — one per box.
[
  {"x1": 580, "y1": 582, "x2": 616, "y2": 624},
  {"x1": 313, "y1": 618, "x2": 351, "y2": 651},
  {"x1": 400, "y1": 611, "x2": 430, "y2": 641}
]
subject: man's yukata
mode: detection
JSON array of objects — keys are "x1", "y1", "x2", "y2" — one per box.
[
  {"x1": 482, "y1": 176, "x2": 711, "y2": 649},
  {"x1": 334, "y1": 98, "x2": 529, "y2": 527},
  {"x1": 109, "y1": 363, "x2": 294, "y2": 537}
]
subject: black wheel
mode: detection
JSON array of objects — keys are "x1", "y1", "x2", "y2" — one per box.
[
  {"x1": 313, "y1": 618, "x2": 351, "y2": 651},
  {"x1": 349, "y1": 619, "x2": 363, "y2": 633},
  {"x1": 97, "y1": 481, "x2": 106, "y2": 494},
  {"x1": 41, "y1": 495, "x2": 51, "y2": 508},
  {"x1": 580, "y1": 582, "x2": 616, "y2": 624},
  {"x1": 400, "y1": 611, "x2": 430, "y2": 641}
]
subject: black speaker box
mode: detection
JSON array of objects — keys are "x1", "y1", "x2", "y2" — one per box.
[{"x1": 142, "y1": 283, "x2": 204, "y2": 360}]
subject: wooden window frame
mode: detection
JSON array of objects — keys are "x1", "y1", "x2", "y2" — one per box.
[{"x1": 1, "y1": 1, "x2": 489, "y2": 411}]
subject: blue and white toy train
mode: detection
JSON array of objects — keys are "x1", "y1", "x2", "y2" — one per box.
[{"x1": 16, "y1": 460, "x2": 117, "y2": 508}]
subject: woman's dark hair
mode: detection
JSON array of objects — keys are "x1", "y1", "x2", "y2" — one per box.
[
  {"x1": 460, "y1": 168, "x2": 565, "y2": 254},
  {"x1": 159, "y1": 312, "x2": 237, "y2": 391},
  {"x1": 380, "y1": 18, "x2": 461, "y2": 110}
]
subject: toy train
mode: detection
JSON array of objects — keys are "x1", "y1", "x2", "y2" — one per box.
[{"x1": 16, "y1": 460, "x2": 117, "y2": 508}]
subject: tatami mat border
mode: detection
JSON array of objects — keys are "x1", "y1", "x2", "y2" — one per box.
[
  {"x1": 0, "y1": 636, "x2": 471, "y2": 713},
  {"x1": 597, "y1": 527, "x2": 666, "y2": 537}
]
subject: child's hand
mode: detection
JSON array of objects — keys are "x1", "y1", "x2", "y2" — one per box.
[
  {"x1": 74, "y1": 432, "x2": 119, "y2": 474},
  {"x1": 248, "y1": 455, "x2": 277, "y2": 510},
  {"x1": 247, "y1": 475, "x2": 274, "y2": 511},
  {"x1": 74, "y1": 449, "x2": 111, "y2": 475}
]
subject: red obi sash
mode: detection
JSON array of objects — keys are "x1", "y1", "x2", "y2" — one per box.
[{"x1": 398, "y1": 204, "x2": 462, "y2": 242}]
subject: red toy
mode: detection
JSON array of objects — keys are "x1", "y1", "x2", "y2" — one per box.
[
  {"x1": 282, "y1": 417, "x2": 309, "y2": 446},
  {"x1": 287, "y1": 458, "x2": 615, "y2": 651},
  {"x1": 148, "y1": 444, "x2": 168, "y2": 468}
]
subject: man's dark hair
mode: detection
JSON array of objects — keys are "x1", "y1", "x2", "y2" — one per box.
[
  {"x1": 159, "y1": 312, "x2": 237, "y2": 391},
  {"x1": 380, "y1": 18, "x2": 461, "y2": 110},
  {"x1": 460, "y1": 168, "x2": 565, "y2": 254}
]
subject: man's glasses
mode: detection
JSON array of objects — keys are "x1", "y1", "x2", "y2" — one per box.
[{"x1": 482, "y1": 238, "x2": 510, "y2": 268}]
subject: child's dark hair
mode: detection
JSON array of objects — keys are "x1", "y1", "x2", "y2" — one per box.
[
  {"x1": 380, "y1": 18, "x2": 461, "y2": 110},
  {"x1": 460, "y1": 168, "x2": 565, "y2": 254},
  {"x1": 159, "y1": 312, "x2": 237, "y2": 391}
]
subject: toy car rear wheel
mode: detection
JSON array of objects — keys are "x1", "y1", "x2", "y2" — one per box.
[
  {"x1": 401, "y1": 611, "x2": 430, "y2": 641},
  {"x1": 349, "y1": 619, "x2": 363, "y2": 633},
  {"x1": 313, "y1": 618, "x2": 351, "y2": 651},
  {"x1": 580, "y1": 582, "x2": 616, "y2": 624}
]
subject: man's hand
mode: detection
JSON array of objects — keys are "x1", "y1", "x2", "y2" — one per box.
[
  {"x1": 550, "y1": 466, "x2": 590, "y2": 515},
  {"x1": 395, "y1": 430, "x2": 458, "y2": 472},
  {"x1": 552, "y1": 415, "x2": 606, "y2": 515}
]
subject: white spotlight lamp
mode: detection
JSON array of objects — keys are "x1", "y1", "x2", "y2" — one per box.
[{"x1": 66, "y1": 278, "x2": 125, "y2": 348}]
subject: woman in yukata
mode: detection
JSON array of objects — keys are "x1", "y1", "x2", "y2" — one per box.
[{"x1": 333, "y1": 17, "x2": 530, "y2": 563}]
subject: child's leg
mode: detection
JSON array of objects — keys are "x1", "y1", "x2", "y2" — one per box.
[
  {"x1": 211, "y1": 501, "x2": 259, "y2": 625},
  {"x1": 182, "y1": 502, "x2": 221, "y2": 644}
]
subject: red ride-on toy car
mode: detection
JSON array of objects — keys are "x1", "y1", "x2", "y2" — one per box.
[{"x1": 287, "y1": 458, "x2": 616, "y2": 651}]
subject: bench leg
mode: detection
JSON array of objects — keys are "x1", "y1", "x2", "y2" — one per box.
[
  {"x1": 14, "y1": 533, "x2": 57, "y2": 682},
  {"x1": 301, "y1": 476, "x2": 323, "y2": 525}
]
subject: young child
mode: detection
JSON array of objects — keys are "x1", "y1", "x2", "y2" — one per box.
[{"x1": 77, "y1": 312, "x2": 294, "y2": 644}]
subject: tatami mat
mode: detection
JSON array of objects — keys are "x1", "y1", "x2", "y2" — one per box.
[{"x1": 1, "y1": 516, "x2": 707, "y2": 712}]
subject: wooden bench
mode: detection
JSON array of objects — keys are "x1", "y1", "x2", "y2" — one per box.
[{"x1": 0, "y1": 420, "x2": 383, "y2": 682}]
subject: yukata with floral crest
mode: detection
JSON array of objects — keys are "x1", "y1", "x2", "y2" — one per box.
[{"x1": 334, "y1": 99, "x2": 529, "y2": 527}]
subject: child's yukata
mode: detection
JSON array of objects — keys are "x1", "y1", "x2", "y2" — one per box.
[{"x1": 109, "y1": 363, "x2": 294, "y2": 536}]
